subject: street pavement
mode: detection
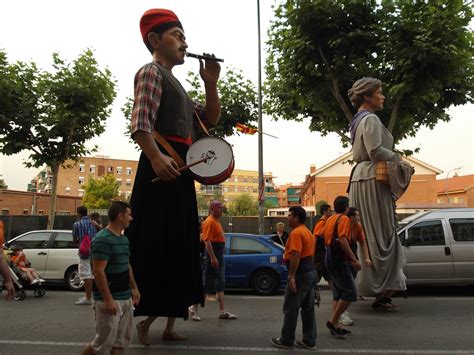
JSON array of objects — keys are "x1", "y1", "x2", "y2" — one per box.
[{"x1": 0, "y1": 287, "x2": 473, "y2": 355}]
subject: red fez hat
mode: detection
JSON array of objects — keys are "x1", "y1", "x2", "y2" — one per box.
[{"x1": 140, "y1": 9, "x2": 183, "y2": 43}]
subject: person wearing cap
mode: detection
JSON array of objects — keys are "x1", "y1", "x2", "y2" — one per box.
[
  {"x1": 198, "y1": 200, "x2": 237, "y2": 320},
  {"x1": 127, "y1": 8, "x2": 221, "y2": 345}
]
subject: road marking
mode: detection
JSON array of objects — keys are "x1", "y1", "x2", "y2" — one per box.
[
  {"x1": 0, "y1": 340, "x2": 472, "y2": 354},
  {"x1": 433, "y1": 297, "x2": 474, "y2": 301}
]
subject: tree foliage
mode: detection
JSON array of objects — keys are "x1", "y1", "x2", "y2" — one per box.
[
  {"x1": 187, "y1": 68, "x2": 259, "y2": 137},
  {"x1": 265, "y1": 0, "x2": 473, "y2": 151},
  {"x1": 82, "y1": 174, "x2": 120, "y2": 209},
  {"x1": 228, "y1": 193, "x2": 259, "y2": 216},
  {"x1": 0, "y1": 177, "x2": 7, "y2": 190},
  {"x1": 0, "y1": 49, "x2": 116, "y2": 226}
]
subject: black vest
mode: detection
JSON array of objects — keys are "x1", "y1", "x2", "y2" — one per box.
[{"x1": 152, "y1": 62, "x2": 195, "y2": 139}]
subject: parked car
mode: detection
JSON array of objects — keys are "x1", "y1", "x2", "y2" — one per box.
[
  {"x1": 4, "y1": 230, "x2": 83, "y2": 291},
  {"x1": 4, "y1": 230, "x2": 289, "y2": 295},
  {"x1": 398, "y1": 208, "x2": 474, "y2": 286},
  {"x1": 224, "y1": 233, "x2": 288, "y2": 295}
]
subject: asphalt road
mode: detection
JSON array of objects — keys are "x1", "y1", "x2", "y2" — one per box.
[{"x1": 0, "y1": 287, "x2": 473, "y2": 355}]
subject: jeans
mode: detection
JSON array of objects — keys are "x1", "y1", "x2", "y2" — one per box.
[
  {"x1": 280, "y1": 270, "x2": 317, "y2": 346},
  {"x1": 203, "y1": 243, "x2": 225, "y2": 294}
]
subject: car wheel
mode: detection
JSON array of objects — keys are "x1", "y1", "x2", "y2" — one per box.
[
  {"x1": 34, "y1": 286, "x2": 46, "y2": 297},
  {"x1": 251, "y1": 269, "x2": 278, "y2": 296},
  {"x1": 65, "y1": 266, "x2": 84, "y2": 291},
  {"x1": 14, "y1": 289, "x2": 26, "y2": 301}
]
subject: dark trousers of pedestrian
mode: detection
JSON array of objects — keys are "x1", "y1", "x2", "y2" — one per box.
[{"x1": 280, "y1": 269, "x2": 317, "y2": 346}]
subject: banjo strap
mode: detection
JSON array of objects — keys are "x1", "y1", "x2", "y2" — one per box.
[
  {"x1": 150, "y1": 108, "x2": 210, "y2": 169},
  {"x1": 152, "y1": 130, "x2": 186, "y2": 168},
  {"x1": 194, "y1": 108, "x2": 210, "y2": 137}
]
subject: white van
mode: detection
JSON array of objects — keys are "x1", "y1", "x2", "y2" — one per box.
[{"x1": 397, "y1": 208, "x2": 474, "y2": 286}]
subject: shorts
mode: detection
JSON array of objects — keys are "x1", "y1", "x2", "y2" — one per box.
[
  {"x1": 78, "y1": 258, "x2": 93, "y2": 280},
  {"x1": 315, "y1": 262, "x2": 330, "y2": 283},
  {"x1": 327, "y1": 261, "x2": 357, "y2": 302},
  {"x1": 91, "y1": 298, "x2": 133, "y2": 355}
]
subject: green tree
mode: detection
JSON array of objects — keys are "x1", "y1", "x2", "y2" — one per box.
[
  {"x1": 228, "y1": 193, "x2": 259, "y2": 216},
  {"x1": 0, "y1": 177, "x2": 7, "y2": 190},
  {"x1": 266, "y1": 0, "x2": 473, "y2": 151},
  {"x1": 0, "y1": 49, "x2": 116, "y2": 227},
  {"x1": 121, "y1": 68, "x2": 258, "y2": 144},
  {"x1": 82, "y1": 174, "x2": 120, "y2": 209}
]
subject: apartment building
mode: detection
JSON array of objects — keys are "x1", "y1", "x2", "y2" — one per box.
[
  {"x1": 195, "y1": 169, "x2": 279, "y2": 205},
  {"x1": 28, "y1": 156, "x2": 139, "y2": 199},
  {"x1": 437, "y1": 174, "x2": 474, "y2": 207}
]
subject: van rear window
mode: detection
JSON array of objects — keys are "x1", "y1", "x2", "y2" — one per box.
[{"x1": 449, "y1": 218, "x2": 474, "y2": 242}]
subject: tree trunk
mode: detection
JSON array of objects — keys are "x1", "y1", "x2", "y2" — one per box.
[
  {"x1": 388, "y1": 95, "x2": 402, "y2": 133},
  {"x1": 47, "y1": 164, "x2": 60, "y2": 229}
]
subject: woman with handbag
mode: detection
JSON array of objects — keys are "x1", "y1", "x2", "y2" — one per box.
[{"x1": 347, "y1": 77, "x2": 406, "y2": 311}]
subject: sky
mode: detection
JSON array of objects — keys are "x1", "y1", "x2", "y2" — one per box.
[{"x1": 0, "y1": 0, "x2": 473, "y2": 191}]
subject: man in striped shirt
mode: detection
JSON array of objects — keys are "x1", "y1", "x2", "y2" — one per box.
[
  {"x1": 73, "y1": 206, "x2": 98, "y2": 305},
  {"x1": 81, "y1": 201, "x2": 140, "y2": 355}
]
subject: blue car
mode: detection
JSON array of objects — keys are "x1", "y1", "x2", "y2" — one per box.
[{"x1": 222, "y1": 233, "x2": 288, "y2": 295}]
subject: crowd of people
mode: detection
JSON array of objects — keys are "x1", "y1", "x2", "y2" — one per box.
[{"x1": 0, "y1": 7, "x2": 410, "y2": 354}]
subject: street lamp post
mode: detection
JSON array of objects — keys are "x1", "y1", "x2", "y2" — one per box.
[
  {"x1": 445, "y1": 167, "x2": 461, "y2": 203},
  {"x1": 257, "y1": 0, "x2": 265, "y2": 235}
]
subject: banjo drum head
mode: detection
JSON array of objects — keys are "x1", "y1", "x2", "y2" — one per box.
[{"x1": 186, "y1": 137, "x2": 234, "y2": 185}]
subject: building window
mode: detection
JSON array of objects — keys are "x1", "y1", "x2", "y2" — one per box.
[
  {"x1": 79, "y1": 164, "x2": 85, "y2": 172},
  {"x1": 38, "y1": 210, "x2": 45, "y2": 215},
  {"x1": 117, "y1": 179, "x2": 122, "y2": 186},
  {"x1": 234, "y1": 187, "x2": 238, "y2": 192},
  {"x1": 244, "y1": 187, "x2": 248, "y2": 192},
  {"x1": 458, "y1": 198, "x2": 464, "y2": 204},
  {"x1": 126, "y1": 167, "x2": 132, "y2": 175},
  {"x1": 117, "y1": 167, "x2": 122, "y2": 175},
  {"x1": 90, "y1": 165, "x2": 96, "y2": 173},
  {"x1": 253, "y1": 178, "x2": 257, "y2": 183},
  {"x1": 126, "y1": 179, "x2": 132, "y2": 187},
  {"x1": 234, "y1": 177, "x2": 238, "y2": 183},
  {"x1": 107, "y1": 166, "x2": 114, "y2": 173},
  {"x1": 253, "y1": 188, "x2": 258, "y2": 193},
  {"x1": 78, "y1": 189, "x2": 84, "y2": 197},
  {"x1": 23, "y1": 209, "x2": 29, "y2": 215},
  {"x1": 78, "y1": 176, "x2": 85, "y2": 184},
  {"x1": 2, "y1": 208, "x2": 9, "y2": 215},
  {"x1": 244, "y1": 177, "x2": 248, "y2": 183}
]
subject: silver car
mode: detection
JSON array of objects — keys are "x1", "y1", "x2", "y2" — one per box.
[
  {"x1": 4, "y1": 230, "x2": 83, "y2": 291},
  {"x1": 398, "y1": 208, "x2": 474, "y2": 285}
]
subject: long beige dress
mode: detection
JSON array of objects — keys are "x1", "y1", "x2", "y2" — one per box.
[{"x1": 349, "y1": 113, "x2": 407, "y2": 296}]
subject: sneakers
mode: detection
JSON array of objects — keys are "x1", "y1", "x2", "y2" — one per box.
[
  {"x1": 372, "y1": 298, "x2": 400, "y2": 312},
  {"x1": 75, "y1": 297, "x2": 92, "y2": 305},
  {"x1": 339, "y1": 311, "x2": 354, "y2": 326},
  {"x1": 218, "y1": 311, "x2": 237, "y2": 319},
  {"x1": 295, "y1": 339, "x2": 317, "y2": 350},
  {"x1": 271, "y1": 337, "x2": 293, "y2": 349},
  {"x1": 31, "y1": 279, "x2": 39, "y2": 285},
  {"x1": 326, "y1": 321, "x2": 347, "y2": 339},
  {"x1": 38, "y1": 278, "x2": 46, "y2": 283},
  {"x1": 188, "y1": 306, "x2": 201, "y2": 321}
]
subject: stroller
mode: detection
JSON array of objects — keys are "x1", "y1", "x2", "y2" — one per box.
[{"x1": 1, "y1": 248, "x2": 46, "y2": 300}]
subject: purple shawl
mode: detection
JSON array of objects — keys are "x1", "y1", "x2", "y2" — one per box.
[{"x1": 349, "y1": 110, "x2": 371, "y2": 145}]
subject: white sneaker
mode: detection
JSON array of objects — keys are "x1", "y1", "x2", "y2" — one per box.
[
  {"x1": 75, "y1": 298, "x2": 92, "y2": 305},
  {"x1": 38, "y1": 278, "x2": 46, "y2": 283},
  {"x1": 188, "y1": 306, "x2": 201, "y2": 321},
  {"x1": 31, "y1": 279, "x2": 39, "y2": 285},
  {"x1": 339, "y1": 311, "x2": 354, "y2": 326}
]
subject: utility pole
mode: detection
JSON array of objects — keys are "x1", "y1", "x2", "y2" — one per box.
[{"x1": 257, "y1": 0, "x2": 265, "y2": 235}]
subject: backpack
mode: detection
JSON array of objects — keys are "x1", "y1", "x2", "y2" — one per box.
[
  {"x1": 325, "y1": 215, "x2": 345, "y2": 266},
  {"x1": 77, "y1": 219, "x2": 92, "y2": 258},
  {"x1": 314, "y1": 224, "x2": 326, "y2": 268}
]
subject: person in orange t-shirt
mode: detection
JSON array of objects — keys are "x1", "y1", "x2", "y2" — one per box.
[
  {"x1": 271, "y1": 206, "x2": 317, "y2": 350},
  {"x1": 201, "y1": 200, "x2": 236, "y2": 320},
  {"x1": 322, "y1": 196, "x2": 361, "y2": 339}
]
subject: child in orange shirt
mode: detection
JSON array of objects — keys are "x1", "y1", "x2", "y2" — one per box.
[{"x1": 10, "y1": 246, "x2": 44, "y2": 284}]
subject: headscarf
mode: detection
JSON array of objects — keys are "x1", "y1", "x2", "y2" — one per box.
[{"x1": 140, "y1": 9, "x2": 183, "y2": 43}]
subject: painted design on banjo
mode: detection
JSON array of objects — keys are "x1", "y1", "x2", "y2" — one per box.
[{"x1": 186, "y1": 136, "x2": 235, "y2": 185}]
